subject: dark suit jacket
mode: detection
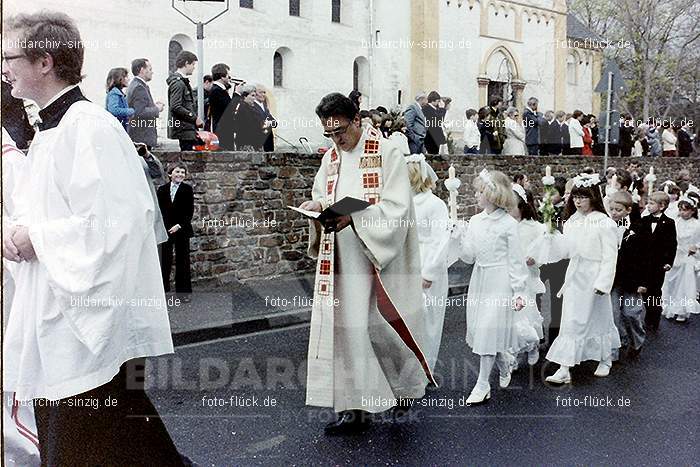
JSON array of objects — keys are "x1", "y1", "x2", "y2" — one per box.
[
  {"x1": 637, "y1": 213, "x2": 677, "y2": 290},
  {"x1": 422, "y1": 104, "x2": 447, "y2": 150},
  {"x1": 166, "y1": 73, "x2": 198, "y2": 141},
  {"x1": 157, "y1": 182, "x2": 194, "y2": 238},
  {"x1": 234, "y1": 102, "x2": 265, "y2": 151},
  {"x1": 559, "y1": 122, "x2": 570, "y2": 150},
  {"x1": 126, "y1": 77, "x2": 160, "y2": 148},
  {"x1": 208, "y1": 84, "x2": 231, "y2": 132},
  {"x1": 614, "y1": 221, "x2": 651, "y2": 292},
  {"x1": 252, "y1": 100, "x2": 277, "y2": 152},
  {"x1": 678, "y1": 129, "x2": 692, "y2": 157},
  {"x1": 1, "y1": 80, "x2": 35, "y2": 149},
  {"x1": 523, "y1": 108, "x2": 541, "y2": 146}
]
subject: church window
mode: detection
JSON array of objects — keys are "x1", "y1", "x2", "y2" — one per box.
[{"x1": 332, "y1": 0, "x2": 341, "y2": 23}]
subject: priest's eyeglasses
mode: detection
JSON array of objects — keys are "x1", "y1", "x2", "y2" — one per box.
[{"x1": 323, "y1": 124, "x2": 350, "y2": 138}]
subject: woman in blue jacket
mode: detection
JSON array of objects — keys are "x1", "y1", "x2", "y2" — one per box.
[{"x1": 105, "y1": 67, "x2": 135, "y2": 131}]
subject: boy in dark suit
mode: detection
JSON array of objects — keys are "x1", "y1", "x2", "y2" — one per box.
[
  {"x1": 639, "y1": 191, "x2": 677, "y2": 331},
  {"x1": 608, "y1": 191, "x2": 650, "y2": 357},
  {"x1": 157, "y1": 164, "x2": 195, "y2": 301}
]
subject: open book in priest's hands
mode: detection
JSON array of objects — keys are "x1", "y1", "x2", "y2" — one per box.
[{"x1": 288, "y1": 196, "x2": 371, "y2": 227}]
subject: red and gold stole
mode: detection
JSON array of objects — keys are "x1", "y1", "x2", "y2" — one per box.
[{"x1": 310, "y1": 126, "x2": 435, "y2": 389}]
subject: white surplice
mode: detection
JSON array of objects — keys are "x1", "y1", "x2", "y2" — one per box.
[
  {"x1": 306, "y1": 130, "x2": 428, "y2": 412},
  {"x1": 413, "y1": 190, "x2": 450, "y2": 371},
  {"x1": 3, "y1": 101, "x2": 174, "y2": 401},
  {"x1": 536, "y1": 211, "x2": 621, "y2": 366},
  {"x1": 662, "y1": 217, "x2": 700, "y2": 319},
  {"x1": 2, "y1": 128, "x2": 41, "y2": 466}
]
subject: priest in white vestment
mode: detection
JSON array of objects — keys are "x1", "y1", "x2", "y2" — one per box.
[
  {"x1": 299, "y1": 93, "x2": 433, "y2": 435},
  {"x1": 2, "y1": 12, "x2": 189, "y2": 465}
]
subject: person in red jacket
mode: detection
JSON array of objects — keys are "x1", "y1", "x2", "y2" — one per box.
[{"x1": 582, "y1": 115, "x2": 593, "y2": 156}]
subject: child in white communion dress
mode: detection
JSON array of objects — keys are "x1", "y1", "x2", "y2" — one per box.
[
  {"x1": 451, "y1": 169, "x2": 539, "y2": 405},
  {"x1": 405, "y1": 154, "x2": 450, "y2": 372},
  {"x1": 661, "y1": 192, "x2": 700, "y2": 322},
  {"x1": 509, "y1": 184, "x2": 546, "y2": 366},
  {"x1": 530, "y1": 173, "x2": 621, "y2": 384}
]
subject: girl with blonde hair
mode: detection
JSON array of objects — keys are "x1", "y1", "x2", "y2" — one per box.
[{"x1": 451, "y1": 169, "x2": 538, "y2": 404}]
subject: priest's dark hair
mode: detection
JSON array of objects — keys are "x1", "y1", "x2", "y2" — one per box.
[
  {"x1": 564, "y1": 181, "x2": 607, "y2": 219},
  {"x1": 5, "y1": 11, "x2": 84, "y2": 85},
  {"x1": 316, "y1": 93, "x2": 359, "y2": 121}
]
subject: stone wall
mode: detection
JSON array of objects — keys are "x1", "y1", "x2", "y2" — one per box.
[{"x1": 155, "y1": 151, "x2": 700, "y2": 288}]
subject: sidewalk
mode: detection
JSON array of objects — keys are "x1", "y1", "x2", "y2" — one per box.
[{"x1": 169, "y1": 264, "x2": 473, "y2": 346}]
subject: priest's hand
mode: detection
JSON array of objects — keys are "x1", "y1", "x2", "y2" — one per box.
[
  {"x1": 11, "y1": 226, "x2": 36, "y2": 262},
  {"x1": 3, "y1": 225, "x2": 22, "y2": 262},
  {"x1": 299, "y1": 200, "x2": 322, "y2": 212},
  {"x1": 663, "y1": 264, "x2": 672, "y2": 271},
  {"x1": 637, "y1": 286, "x2": 647, "y2": 294},
  {"x1": 422, "y1": 279, "x2": 433, "y2": 289},
  {"x1": 325, "y1": 215, "x2": 352, "y2": 233},
  {"x1": 168, "y1": 224, "x2": 181, "y2": 234}
]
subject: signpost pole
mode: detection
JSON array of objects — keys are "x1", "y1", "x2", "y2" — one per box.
[{"x1": 604, "y1": 71, "x2": 613, "y2": 173}]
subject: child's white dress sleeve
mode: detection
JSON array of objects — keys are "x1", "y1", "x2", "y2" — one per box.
[
  {"x1": 506, "y1": 227, "x2": 529, "y2": 299},
  {"x1": 592, "y1": 218, "x2": 619, "y2": 294}
]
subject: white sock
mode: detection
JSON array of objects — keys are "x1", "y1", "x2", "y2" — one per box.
[{"x1": 477, "y1": 355, "x2": 496, "y2": 388}]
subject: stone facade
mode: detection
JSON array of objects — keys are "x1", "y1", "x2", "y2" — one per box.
[{"x1": 156, "y1": 150, "x2": 700, "y2": 288}]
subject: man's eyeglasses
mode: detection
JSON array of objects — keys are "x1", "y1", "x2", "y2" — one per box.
[
  {"x1": 323, "y1": 123, "x2": 351, "y2": 139},
  {"x1": 2, "y1": 54, "x2": 26, "y2": 64}
]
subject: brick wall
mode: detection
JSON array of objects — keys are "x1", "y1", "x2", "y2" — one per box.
[{"x1": 155, "y1": 151, "x2": 700, "y2": 288}]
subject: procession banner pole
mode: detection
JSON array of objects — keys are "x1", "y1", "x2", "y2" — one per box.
[{"x1": 603, "y1": 71, "x2": 613, "y2": 173}]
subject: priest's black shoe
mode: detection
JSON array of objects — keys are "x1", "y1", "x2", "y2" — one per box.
[
  {"x1": 324, "y1": 410, "x2": 371, "y2": 435},
  {"x1": 391, "y1": 398, "x2": 416, "y2": 421}
]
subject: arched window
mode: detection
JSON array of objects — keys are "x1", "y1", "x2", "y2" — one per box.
[
  {"x1": 353, "y1": 57, "x2": 369, "y2": 101},
  {"x1": 168, "y1": 41, "x2": 183, "y2": 74},
  {"x1": 332, "y1": 0, "x2": 341, "y2": 23},
  {"x1": 567, "y1": 53, "x2": 578, "y2": 85},
  {"x1": 168, "y1": 34, "x2": 195, "y2": 74},
  {"x1": 274, "y1": 52, "x2": 284, "y2": 87},
  {"x1": 289, "y1": 0, "x2": 300, "y2": 16},
  {"x1": 240, "y1": 0, "x2": 254, "y2": 8}
]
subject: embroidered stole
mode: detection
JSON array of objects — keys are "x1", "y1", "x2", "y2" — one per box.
[{"x1": 307, "y1": 127, "x2": 435, "y2": 406}]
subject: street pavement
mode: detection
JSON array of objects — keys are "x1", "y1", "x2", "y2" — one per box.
[{"x1": 147, "y1": 299, "x2": 700, "y2": 466}]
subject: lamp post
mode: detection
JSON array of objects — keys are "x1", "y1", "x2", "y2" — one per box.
[{"x1": 171, "y1": 0, "x2": 230, "y2": 121}]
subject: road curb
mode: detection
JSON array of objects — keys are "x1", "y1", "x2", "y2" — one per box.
[{"x1": 173, "y1": 284, "x2": 469, "y2": 346}]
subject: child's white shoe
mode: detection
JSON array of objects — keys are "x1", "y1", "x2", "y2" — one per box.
[
  {"x1": 545, "y1": 366, "x2": 571, "y2": 384},
  {"x1": 594, "y1": 360, "x2": 612, "y2": 377},
  {"x1": 466, "y1": 383, "x2": 491, "y2": 405}
]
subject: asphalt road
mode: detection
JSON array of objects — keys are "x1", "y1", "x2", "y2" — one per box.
[{"x1": 147, "y1": 301, "x2": 700, "y2": 466}]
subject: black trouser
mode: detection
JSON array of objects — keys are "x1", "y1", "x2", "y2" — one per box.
[
  {"x1": 424, "y1": 138, "x2": 440, "y2": 155},
  {"x1": 541, "y1": 260, "x2": 568, "y2": 345},
  {"x1": 527, "y1": 144, "x2": 539, "y2": 155},
  {"x1": 643, "y1": 289, "x2": 663, "y2": 330},
  {"x1": 34, "y1": 360, "x2": 184, "y2": 467},
  {"x1": 161, "y1": 232, "x2": 192, "y2": 293}
]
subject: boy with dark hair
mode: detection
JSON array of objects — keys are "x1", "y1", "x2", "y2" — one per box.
[
  {"x1": 167, "y1": 50, "x2": 204, "y2": 150},
  {"x1": 157, "y1": 164, "x2": 195, "y2": 301}
]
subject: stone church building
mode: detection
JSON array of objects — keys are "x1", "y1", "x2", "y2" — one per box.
[{"x1": 5, "y1": 0, "x2": 604, "y2": 148}]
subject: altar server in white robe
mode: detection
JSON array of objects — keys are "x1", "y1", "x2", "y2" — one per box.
[
  {"x1": 451, "y1": 169, "x2": 538, "y2": 405},
  {"x1": 2, "y1": 12, "x2": 188, "y2": 465},
  {"x1": 299, "y1": 93, "x2": 434, "y2": 435},
  {"x1": 406, "y1": 153, "x2": 450, "y2": 373},
  {"x1": 2, "y1": 128, "x2": 41, "y2": 467},
  {"x1": 661, "y1": 195, "x2": 700, "y2": 321},
  {"x1": 529, "y1": 174, "x2": 621, "y2": 384},
  {"x1": 509, "y1": 183, "x2": 546, "y2": 366}
]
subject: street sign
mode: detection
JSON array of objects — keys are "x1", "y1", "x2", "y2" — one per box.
[
  {"x1": 598, "y1": 110, "x2": 620, "y2": 144},
  {"x1": 595, "y1": 60, "x2": 628, "y2": 94}
]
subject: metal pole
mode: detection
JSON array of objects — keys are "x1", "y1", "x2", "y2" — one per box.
[
  {"x1": 603, "y1": 71, "x2": 613, "y2": 172},
  {"x1": 197, "y1": 22, "x2": 204, "y2": 122}
]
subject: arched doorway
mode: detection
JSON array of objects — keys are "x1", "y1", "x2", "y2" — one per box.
[{"x1": 168, "y1": 34, "x2": 195, "y2": 73}]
